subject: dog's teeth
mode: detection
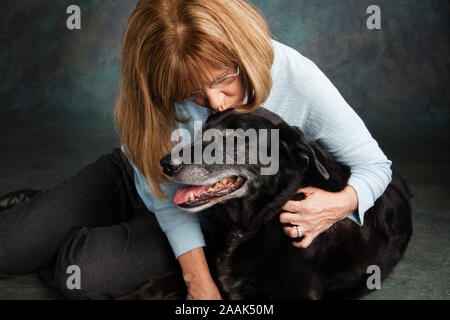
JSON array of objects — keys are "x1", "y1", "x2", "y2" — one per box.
[
  {"x1": 189, "y1": 192, "x2": 195, "y2": 201},
  {"x1": 220, "y1": 177, "x2": 231, "y2": 185}
]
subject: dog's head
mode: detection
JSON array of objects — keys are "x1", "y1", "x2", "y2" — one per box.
[{"x1": 160, "y1": 108, "x2": 329, "y2": 218}]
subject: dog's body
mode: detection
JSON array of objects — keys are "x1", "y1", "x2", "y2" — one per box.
[
  {"x1": 122, "y1": 108, "x2": 412, "y2": 300},
  {"x1": 200, "y1": 143, "x2": 412, "y2": 300}
]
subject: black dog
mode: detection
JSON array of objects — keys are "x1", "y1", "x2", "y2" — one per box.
[{"x1": 123, "y1": 107, "x2": 413, "y2": 300}]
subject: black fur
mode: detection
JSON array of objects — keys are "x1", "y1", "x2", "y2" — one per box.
[{"x1": 121, "y1": 108, "x2": 413, "y2": 300}]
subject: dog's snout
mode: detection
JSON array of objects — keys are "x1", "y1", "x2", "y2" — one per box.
[{"x1": 160, "y1": 156, "x2": 182, "y2": 176}]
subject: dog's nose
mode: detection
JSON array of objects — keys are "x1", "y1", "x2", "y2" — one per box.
[{"x1": 160, "y1": 156, "x2": 182, "y2": 176}]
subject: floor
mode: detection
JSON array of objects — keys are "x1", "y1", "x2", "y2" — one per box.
[{"x1": 0, "y1": 119, "x2": 449, "y2": 300}]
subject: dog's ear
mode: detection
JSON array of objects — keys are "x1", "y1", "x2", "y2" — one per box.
[
  {"x1": 278, "y1": 123, "x2": 330, "y2": 181},
  {"x1": 298, "y1": 143, "x2": 330, "y2": 180}
]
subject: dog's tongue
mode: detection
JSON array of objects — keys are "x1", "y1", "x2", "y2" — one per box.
[{"x1": 173, "y1": 184, "x2": 212, "y2": 204}]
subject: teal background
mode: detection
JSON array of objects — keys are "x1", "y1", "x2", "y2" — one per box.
[
  {"x1": 0, "y1": 0, "x2": 449, "y2": 300},
  {"x1": 0, "y1": 0, "x2": 449, "y2": 134}
]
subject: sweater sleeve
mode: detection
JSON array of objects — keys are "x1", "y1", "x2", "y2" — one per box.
[{"x1": 299, "y1": 59, "x2": 393, "y2": 226}]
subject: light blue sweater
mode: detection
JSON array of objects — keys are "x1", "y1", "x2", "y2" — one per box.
[{"x1": 122, "y1": 39, "x2": 392, "y2": 258}]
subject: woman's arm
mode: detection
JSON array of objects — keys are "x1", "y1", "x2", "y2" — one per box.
[
  {"x1": 142, "y1": 185, "x2": 222, "y2": 299},
  {"x1": 179, "y1": 247, "x2": 222, "y2": 300},
  {"x1": 144, "y1": 187, "x2": 222, "y2": 299},
  {"x1": 127, "y1": 156, "x2": 221, "y2": 299},
  {"x1": 300, "y1": 61, "x2": 393, "y2": 226},
  {"x1": 268, "y1": 42, "x2": 392, "y2": 226},
  {"x1": 267, "y1": 41, "x2": 392, "y2": 245}
]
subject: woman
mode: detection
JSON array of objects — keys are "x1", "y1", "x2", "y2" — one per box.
[{"x1": 0, "y1": 0, "x2": 392, "y2": 300}]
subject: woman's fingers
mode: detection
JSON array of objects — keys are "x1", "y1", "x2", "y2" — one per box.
[
  {"x1": 296, "y1": 186, "x2": 316, "y2": 195},
  {"x1": 292, "y1": 235, "x2": 313, "y2": 248},
  {"x1": 282, "y1": 198, "x2": 314, "y2": 213},
  {"x1": 280, "y1": 211, "x2": 309, "y2": 239},
  {"x1": 279, "y1": 212, "x2": 300, "y2": 224},
  {"x1": 282, "y1": 225, "x2": 315, "y2": 249},
  {"x1": 282, "y1": 225, "x2": 305, "y2": 238},
  {"x1": 279, "y1": 187, "x2": 335, "y2": 250},
  {"x1": 282, "y1": 200, "x2": 303, "y2": 212}
]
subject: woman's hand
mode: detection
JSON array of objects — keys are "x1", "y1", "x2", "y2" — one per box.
[
  {"x1": 186, "y1": 281, "x2": 223, "y2": 300},
  {"x1": 178, "y1": 247, "x2": 223, "y2": 300},
  {"x1": 280, "y1": 185, "x2": 358, "y2": 248}
]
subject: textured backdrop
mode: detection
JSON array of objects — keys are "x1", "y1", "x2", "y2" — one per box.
[
  {"x1": 0, "y1": 0, "x2": 449, "y2": 134},
  {"x1": 0, "y1": 0, "x2": 449, "y2": 300}
]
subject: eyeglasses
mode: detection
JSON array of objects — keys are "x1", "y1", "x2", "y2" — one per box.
[{"x1": 182, "y1": 66, "x2": 240, "y2": 102}]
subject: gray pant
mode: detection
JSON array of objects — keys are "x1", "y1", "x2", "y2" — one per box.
[{"x1": 0, "y1": 148, "x2": 178, "y2": 299}]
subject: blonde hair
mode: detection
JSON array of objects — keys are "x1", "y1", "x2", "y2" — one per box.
[{"x1": 114, "y1": 0, "x2": 274, "y2": 198}]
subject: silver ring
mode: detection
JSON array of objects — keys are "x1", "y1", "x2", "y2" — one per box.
[{"x1": 296, "y1": 225, "x2": 303, "y2": 238}]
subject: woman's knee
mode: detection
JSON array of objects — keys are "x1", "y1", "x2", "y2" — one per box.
[
  {"x1": 0, "y1": 201, "x2": 53, "y2": 275},
  {"x1": 53, "y1": 227, "x2": 117, "y2": 299},
  {"x1": 53, "y1": 224, "x2": 176, "y2": 300}
]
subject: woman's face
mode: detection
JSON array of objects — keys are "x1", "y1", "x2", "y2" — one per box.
[{"x1": 193, "y1": 65, "x2": 247, "y2": 112}]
